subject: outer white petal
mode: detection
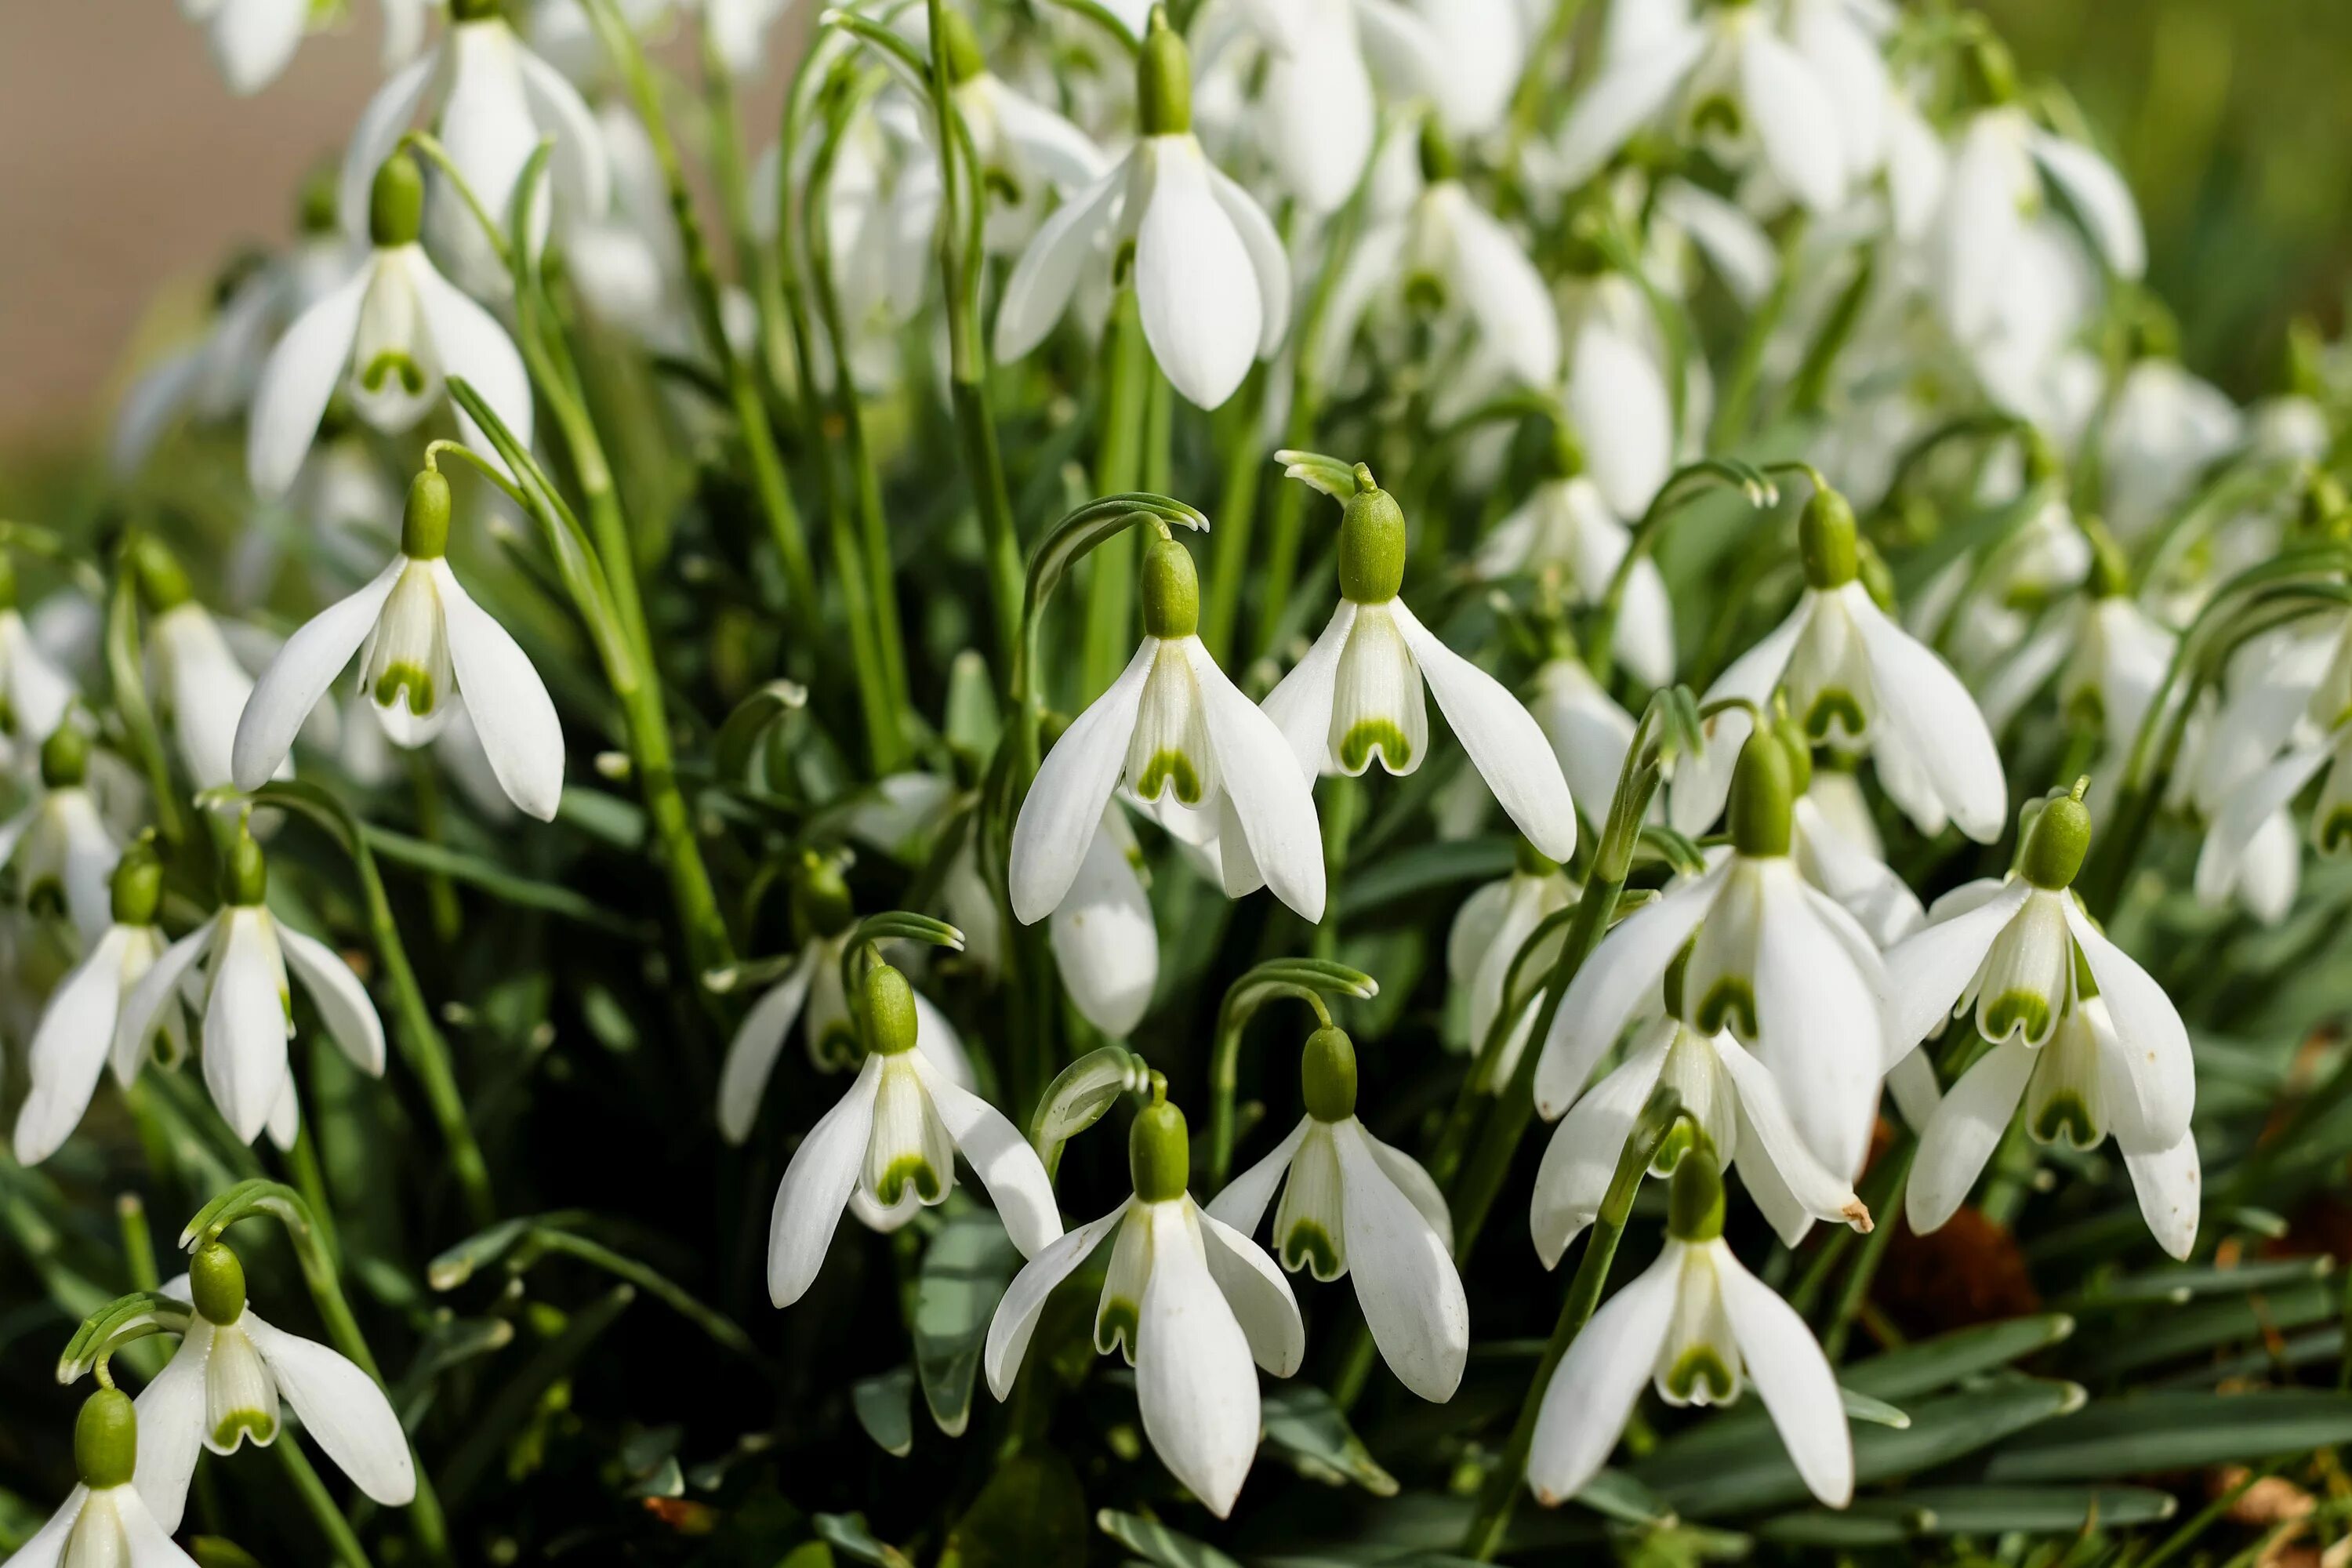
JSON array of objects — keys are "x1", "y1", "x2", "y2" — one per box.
[
  {"x1": 1197, "y1": 1204, "x2": 1307, "y2": 1377},
  {"x1": 246, "y1": 263, "x2": 372, "y2": 499},
  {"x1": 115, "y1": 1481, "x2": 202, "y2": 1568},
  {"x1": 515, "y1": 45, "x2": 614, "y2": 217},
  {"x1": 1796, "y1": 800, "x2": 1925, "y2": 946},
  {"x1": 1361, "y1": 1127, "x2": 1454, "y2": 1247},
  {"x1": 1907, "y1": 1039, "x2": 2034, "y2": 1233},
  {"x1": 1740, "y1": 24, "x2": 1846, "y2": 214},
  {"x1": 767, "y1": 1054, "x2": 884, "y2": 1307},
  {"x1": 206, "y1": 911, "x2": 292, "y2": 1144},
  {"x1": 2028, "y1": 131, "x2": 2146, "y2": 281},
  {"x1": 111, "y1": 347, "x2": 204, "y2": 477},
  {"x1": 1526, "y1": 1247, "x2": 1680, "y2": 1504},
  {"x1": 910, "y1": 987, "x2": 976, "y2": 1091},
  {"x1": 14, "y1": 928, "x2": 133, "y2": 1163},
  {"x1": 1205, "y1": 1116, "x2": 1311, "y2": 1238},
  {"x1": 132, "y1": 1317, "x2": 213, "y2": 1533},
  {"x1": 1716, "y1": 1249, "x2": 1853, "y2": 1507},
  {"x1": 1551, "y1": 30, "x2": 1707, "y2": 191},
  {"x1": 209, "y1": 0, "x2": 309, "y2": 94},
  {"x1": 234, "y1": 560, "x2": 403, "y2": 790},
  {"x1": 1334, "y1": 1120, "x2": 1467, "y2": 1400},
  {"x1": 910, "y1": 1051, "x2": 1064, "y2": 1258},
  {"x1": 1536, "y1": 863, "x2": 1726, "y2": 1116},
  {"x1": 405, "y1": 250, "x2": 534, "y2": 463},
  {"x1": 1136, "y1": 140, "x2": 1262, "y2": 408},
  {"x1": 1011, "y1": 641, "x2": 1155, "y2": 923},
  {"x1": 1791, "y1": 0, "x2": 1886, "y2": 177},
  {"x1": 7, "y1": 1487, "x2": 87, "y2": 1568},
  {"x1": 1673, "y1": 598, "x2": 1812, "y2": 835},
  {"x1": 1137, "y1": 1203, "x2": 1262, "y2": 1517},
  {"x1": 1570, "y1": 316, "x2": 1674, "y2": 521},
  {"x1": 1260, "y1": 45, "x2": 1373, "y2": 213},
  {"x1": 116, "y1": 926, "x2": 210, "y2": 1084},
  {"x1": 1051, "y1": 818, "x2": 1159, "y2": 1036},
  {"x1": 1657, "y1": 178, "x2": 1777, "y2": 309},
  {"x1": 1753, "y1": 869, "x2": 1883, "y2": 1177},
  {"x1": 2120, "y1": 1128, "x2": 2201, "y2": 1261},
  {"x1": 277, "y1": 922, "x2": 387, "y2": 1076},
  {"x1": 993, "y1": 161, "x2": 1127, "y2": 362},
  {"x1": 1844, "y1": 587, "x2": 2006, "y2": 841},
  {"x1": 1531, "y1": 1029, "x2": 1668, "y2": 1267},
  {"x1": 1710, "y1": 1036, "x2": 1870, "y2": 1233},
  {"x1": 1187, "y1": 641, "x2": 1326, "y2": 920},
  {"x1": 1883, "y1": 879, "x2": 2029, "y2": 1055},
  {"x1": 244, "y1": 1312, "x2": 416, "y2": 1504},
  {"x1": 1205, "y1": 165, "x2": 1293, "y2": 354},
  {"x1": 433, "y1": 561, "x2": 565, "y2": 821},
  {"x1": 339, "y1": 54, "x2": 440, "y2": 243},
  {"x1": 1260, "y1": 602, "x2": 1358, "y2": 779},
  {"x1": 985, "y1": 1200, "x2": 1131, "y2": 1398},
  {"x1": 2195, "y1": 745, "x2": 2325, "y2": 909},
  {"x1": 2063, "y1": 900, "x2": 2193, "y2": 1146},
  {"x1": 989, "y1": 81, "x2": 1110, "y2": 193},
  {"x1": 1885, "y1": 1045, "x2": 1943, "y2": 1132},
  {"x1": 717, "y1": 947, "x2": 818, "y2": 1144},
  {"x1": 1390, "y1": 598, "x2": 1576, "y2": 860},
  {"x1": 1442, "y1": 191, "x2": 1560, "y2": 386}
]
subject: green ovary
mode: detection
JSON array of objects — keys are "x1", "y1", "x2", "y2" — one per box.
[
  {"x1": 1980, "y1": 991, "x2": 2052, "y2": 1045},
  {"x1": 1095, "y1": 1300, "x2": 1138, "y2": 1362},
  {"x1": 1279, "y1": 1221, "x2": 1344, "y2": 1282},
  {"x1": 1695, "y1": 978, "x2": 1757, "y2": 1041},
  {"x1": 1664, "y1": 1345, "x2": 1737, "y2": 1405},
  {"x1": 1134, "y1": 751, "x2": 1202, "y2": 805},
  {"x1": 1339, "y1": 719, "x2": 1413, "y2": 774},
  {"x1": 373, "y1": 662, "x2": 437, "y2": 717},
  {"x1": 361, "y1": 350, "x2": 426, "y2": 396},
  {"x1": 1803, "y1": 689, "x2": 1867, "y2": 742},
  {"x1": 873, "y1": 1155, "x2": 942, "y2": 1207}
]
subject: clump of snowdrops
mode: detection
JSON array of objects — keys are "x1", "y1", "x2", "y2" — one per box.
[{"x1": 8, "y1": 0, "x2": 2352, "y2": 1563}]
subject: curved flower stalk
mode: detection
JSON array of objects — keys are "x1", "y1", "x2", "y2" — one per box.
[
  {"x1": 1261, "y1": 463, "x2": 1579, "y2": 863},
  {"x1": 1526, "y1": 1155, "x2": 1853, "y2": 1509},
  {"x1": 116, "y1": 823, "x2": 387, "y2": 1147},
  {"x1": 1446, "y1": 841, "x2": 1573, "y2": 1081},
  {"x1": 12, "y1": 1390, "x2": 196, "y2": 1568},
  {"x1": 1674, "y1": 487, "x2": 2007, "y2": 844},
  {"x1": 1540, "y1": 730, "x2": 1886, "y2": 1182},
  {"x1": 716, "y1": 867, "x2": 976, "y2": 1144},
  {"x1": 338, "y1": 0, "x2": 612, "y2": 291},
  {"x1": 132, "y1": 1243, "x2": 415, "y2": 1533},
  {"x1": 767, "y1": 962, "x2": 1062, "y2": 1306},
  {"x1": 1476, "y1": 434, "x2": 1675, "y2": 687},
  {"x1": 1529, "y1": 652, "x2": 1641, "y2": 828},
  {"x1": 2, "y1": 727, "x2": 122, "y2": 946},
  {"x1": 1888, "y1": 787, "x2": 2199, "y2": 1258},
  {"x1": 985, "y1": 1087, "x2": 1302, "y2": 1517},
  {"x1": 1012, "y1": 532, "x2": 1324, "y2": 922},
  {"x1": 249, "y1": 154, "x2": 533, "y2": 500},
  {"x1": 232, "y1": 468, "x2": 564, "y2": 822},
  {"x1": 1551, "y1": 2, "x2": 1851, "y2": 216},
  {"x1": 993, "y1": 13, "x2": 1290, "y2": 410},
  {"x1": 1207, "y1": 1025, "x2": 1468, "y2": 1401},
  {"x1": 13, "y1": 844, "x2": 176, "y2": 1165}
]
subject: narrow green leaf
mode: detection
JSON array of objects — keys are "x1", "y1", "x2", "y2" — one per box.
[
  {"x1": 1336, "y1": 838, "x2": 1519, "y2": 915},
  {"x1": 1840, "y1": 1388, "x2": 1910, "y2": 1429},
  {"x1": 2074, "y1": 1282, "x2": 2334, "y2": 1377},
  {"x1": 1841, "y1": 1313, "x2": 2076, "y2": 1401},
  {"x1": 913, "y1": 1210, "x2": 1021, "y2": 1436},
  {"x1": 1260, "y1": 1385, "x2": 1399, "y2": 1495},
  {"x1": 2062, "y1": 1254, "x2": 2334, "y2": 1309},
  {"x1": 814, "y1": 1512, "x2": 916, "y2": 1568},
  {"x1": 1898, "y1": 1484, "x2": 2178, "y2": 1533},
  {"x1": 852, "y1": 1367, "x2": 916, "y2": 1457},
  {"x1": 1094, "y1": 1509, "x2": 1241, "y2": 1568},
  {"x1": 1984, "y1": 1390, "x2": 2352, "y2": 1481},
  {"x1": 1755, "y1": 1501, "x2": 1929, "y2": 1548}
]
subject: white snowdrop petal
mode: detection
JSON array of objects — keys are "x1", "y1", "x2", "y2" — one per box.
[
  {"x1": 1533, "y1": 1029, "x2": 1669, "y2": 1267},
  {"x1": 1883, "y1": 880, "x2": 2031, "y2": 1057},
  {"x1": 988, "y1": 81, "x2": 1109, "y2": 193},
  {"x1": 277, "y1": 922, "x2": 387, "y2": 1076},
  {"x1": 339, "y1": 55, "x2": 440, "y2": 242},
  {"x1": 1907, "y1": 1039, "x2": 2035, "y2": 1234},
  {"x1": 234, "y1": 560, "x2": 404, "y2": 791},
  {"x1": 1674, "y1": 599, "x2": 1812, "y2": 837},
  {"x1": 1709, "y1": 1036, "x2": 1868, "y2": 1233},
  {"x1": 910, "y1": 1052, "x2": 1064, "y2": 1258},
  {"x1": 115, "y1": 927, "x2": 210, "y2": 1088},
  {"x1": 767, "y1": 1054, "x2": 884, "y2": 1307},
  {"x1": 2028, "y1": 131, "x2": 2146, "y2": 281},
  {"x1": 1012, "y1": 641, "x2": 1156, "y2": 923},
  {"x1": 1739, "y1": 24, "x2": 1847, "y2": 215},
  {"x1": 1657, "y1": 180, "x2": 1777, "y2": 309},
  {"x1": 1389, "y1": 598, "x2": 1576, "y2": 860},
  {"x1": 1552, "y1": 30, "x2": 1707, "y2": 192},
  {"x1": 1844, "y1": 588, "x2": 2007, "y2": 842},
  {"x1": 1137, "y1": 1203, "x2": 1262, "y2": 1517},
  {"x1": 1186, "y1": 641, "x2": 1326, "y2": 920},
  {"x1": 1752, "y1": 868, "x2": 1882, "y2": 1178},
  {"x1": 1136, "y1": 141, "x2": 1262, "y2": 409},
  {"x1": 514, "y1": 45, "x2": 613, "y2": 216},
  {"x1": 208, "y1": 0, "x2": 309, "y2": 94},
  {"x1": 985, "y1": 1200, "x2": 1131, "y2": 1399},
  {"x1": 1261, "y1": 602, "x2": 1359, "y2": 780},
  {"x1": 244, "y1": 1312, "x2": 416, "y2": 1504},
  {"x1": 1205, "y1": 165, "x2": 1293, "y2": 354},
  {"x1": 14, "y1": 928, "x2": 133, "y2": 1165},
  {"x1": 716, "y1": 947, "x2": 818, "y2": 1145},
  {"x1": 247, "y1": 264, "x2": 372, "y2": 499},
  {"x1": 2119, "y1": 1126, "x2": 2201, "y2": 1261},
  {"x1": 132, "y1": 1319, "x2": 213, "y2": 1533},
  {"x1": 1716, "y1": 1250, "x2": 1854, "y2": 1507},
  {"x1": 205, "y1": 911, "x2": 292, "y2": 1145},
  {"x1": 1050, "y1": 815, "x2": 1160, "y2": 1036},
  {"x1": 1335, "y1": 1121, "x2": 1467, "y2": 1401},
  {"x1": 406, "y1": 255, "x2": 535, "y2": 472},
  {"x1": 1570, "y1": 316, "x2": 1675, "y2": 522},
  {"x1": 1526, "y1": 1247, "x2": 1679, "y2": 1504},
  {"x1": 1359, "y1": 1127, "x2": 1454, "y2": 1249},
  {"x1": 1196, "y1": 1204, "x2": 1307, "y2": 1377},
  {"x1": 2063, "y1": 900, "x2": 2194, "y2": 1147},
  {"x1": 1537, "y1": 863, "x2": 1725, "y2": 1118},
  {"x1": 1443, "y1": 192, "x2": 1561, "y2": 387},
  {"x1": 434, "y1": 562, "x2": 566, "y2": 821},
  {"x1": 993, "y1": 162, "x2": 1126, "y2": 363},
  {"x1": 1204, "y1": 1117, "x2": 1311, "y2": 1239}
]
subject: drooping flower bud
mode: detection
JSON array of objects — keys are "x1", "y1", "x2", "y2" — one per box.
[
  {"x1": 1299, "y1": 1026, "x2": 1358, "y2": 1123},
  {"x1": 1139, "y1": 535, "x2": 1200, "y2": 640},
  {"x1": 1338, "y1": 469, "x2": 1406, "y2": 603},
  {"x1": 1729, "y1": 728, "x2": 1795, "y2": 858},
  {"x1": 402, "y1": 469, "x2": 452, "y2": 561}
]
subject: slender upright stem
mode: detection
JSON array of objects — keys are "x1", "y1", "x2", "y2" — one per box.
[
  {"x1": 1202, "y1": 361, "x2": 1268, "y2": 662},
  {"x1": 275, "y1": 1440, "x2": 375, "y2": 1568},
  {"x1": 1085, "y1": 286, "x2": 1150, "y2": 698}
]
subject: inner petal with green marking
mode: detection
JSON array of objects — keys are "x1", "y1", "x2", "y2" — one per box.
[
  {"x1": 862, "y1": 1058, "x2": 956, "y2": 1215},
  {"x1": 1329, "y1": 603, "x2": 1425, "y2": 778},
  {"x1": 1125, "y1": 643, "x2": 1217, "y2": 807},
  {"x1": 359, "y1": 562, "x2": 456, "y2": 746},
  {"x1": 1969, "y1": 891, "x2": 2071, "y2": 1047},
  {"x1": 1273, "y1": 1125, "x2": 1348, "y2": 1282}
]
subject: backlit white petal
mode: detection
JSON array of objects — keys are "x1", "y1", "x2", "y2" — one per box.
[
  {"x1": 1552, "y1": 30, "x2": 1707, "y2": 191},
  {"x1": 2028, "y1": 131, "x2": 2145, "y2": 281},
  {"x1": 910, "y1": 1051, "x2": 1064, "y2": 1258},
  {"x1": 1526, "y1": 1245, "x2": 1679, "y2": 1504},
  {"x1": 277, "y1": 922, "x2": 386, "y2": 1076},
  {"x1": 1844, "y1": 586, "x2": 2007, "y2": 841},
  {"x1": 247, "y1": 263, "x2": 372, "y2": 499},
  {"x1": 1187, "y1": 641, "x2": 1326, "y2": 920},
  {"x1": 244, "y1": 1311, "x2": 416, "y2": 1504},
  {"x1": 132, "y1": 1318, "x2": 213, "y2": 1533},
  {"x1": 1051, "y1": 814, "x2": 1159, "y2": 1035},
  {"x1": 2062, "y1": 899, "x2": 2193, "y2": 1146},
  {"x1": 1197, "y1": 1204, "x2": 1307, "y2": 1377},
  {"x1": 1205, "y1": 1116, "x2": 1311, "y2": 1238},
  {"x1": 993, "y1": 162, "x2": 1126, "y2": 363},
  {"x1": 205, "y1": 909, "x2": 292, "y2": 1144},
  {"x1": 1012, "y1": 641, "x2": 1155, "y2": 923},
  {"x1": 1907, "y1": 1039, "x2": 2034, "y2": 1233},
  {"x1": 1533, "y1": 1028, "x2": 1670, "y2": 1267},
  {"x1": 434, "y1": 561, "x2": 564, "y2": 820},
  {"x1": 234, "y1": 560, "x2": 404, "y2": 790},
  {"x1": 1537, "y1": 862, "x2": 1725, "y2": 1116},
  {"x1": 1137, "y1": 139, "x2": 1262, "y2": 408},
  {"x1": 1137, "y1": 1202, "x2": 1262, "y2": 1517},
  {"x1": 1335, "y1": 1120, "x2": 1467, "y2": 1400},
  {"x1": 767, "y1": 1054, "x2": 884, "y2": 1307},
  {"x1": 1739, "y1": 24, "x2": 1846, "y2": 214},
  {"x1": 985, "y1": 1200, "x2": 1131, "y2": 1399},
  {"x1": 1390, "y1": 598, "x2": 1577, "y2": 860},
  {"x1": 717, "y1": 946, "x2": 817, "y2": 1144},
  {"x1": 14, "y1": 927, "x2": 134, "y2": 1163},
  {"x1": 406, "y1": 253, "x2": 535, "y2": 471},
  {"x1": 1716, "y1": 1248, "x2": 1853, "y2": 1507},
  {"x1": 1884, "y1": 879, "x2": 2031, "y2": 1056}
]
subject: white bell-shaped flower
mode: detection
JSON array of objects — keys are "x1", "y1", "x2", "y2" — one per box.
[
  {"x1": 1392, "y1": 0, "x2": 1526, "y2": 136},
  {"x1": 132, "y1": 1245, "x2": 416, "y2": 1533},
  {"x1": 1527, "y1": 1156, "x2": 1853, "y2": 1510},
  {"x1": 1, "y1": 727, "x2": 122, "y2": 946},
  {"x1": 1476, "y1": 449, "x2": 1675, "y2": 688},
  {"x1": 1221, "y1": 0, "x2": 1377, "y2": 212},
  {"x1": 13, "y1": 1391, "x2": 196, "y2": 1568},
  {"x1": 1445, "y1": 844, "x2": 1573, "y2": 1083},
  {"x1": 1261, "y1": 470, "x2": 1579, "y2": 862},
  {"x1": 986, "y1": 1092, "x2": 1302, "y2": 1517},
  {"x1": 1551, "y1": 3, "x2": 1849, "y2": 215},
  {"x1": 0, "y1": 558, "x2": 77, "y2": 760},
  {"x1": 1781, "y1": 737, "x2": 1924, "y2": 949},
  {"x1": 2096, "y1": 358, "x2": 2244, "y2": 543},
  {"x1": 115, "y1": 826, "x2": 387, "y2": 1145},
  {"x1": 1529, "y1": 654, "x2": 1639, "y2": 829},
  {"x1": 249, "y1": 154, "x2": 533, "y2": 500},
  {"x1": 993, "y1": 16, "x2": 1290, "y2": 409},
  {"x1": 233, "y1": 470, "x2": 564, "y2": 821},
  {"x1": 1539, "y1": 731, "x2": 1886, "y2": 1181},
  {"x1": 767, "y1": 964, "x2": 1062, "y2": 1305},
  {"x1": 127, "y1": 544, "x2": 273, "y2": 797},
  {"x1": 13, "y1": 846, "x2": 178, "y2": 1165},
  {"x1": 339, "y1": 0, "x2": 612, "y2": 292},
  {"x1": 1207, "y1": 1026, "x2": 1468, "y2": 1401},
  {"x1": 1561, "y1": 273, "x2": 1675, "y2": 519},
  {"x1": 1012, "y1": 534, "x2": 1323, "y2": 922},
  {"x1": 1675, "y1": 488, "x2": 2007, "y2": 844},
  {"x1": 1050, "y1": 808, "x2": 1160, "y2": 1038},
  {"x1": 182, "y1": 0, "x2": 311, "y2": 96}
]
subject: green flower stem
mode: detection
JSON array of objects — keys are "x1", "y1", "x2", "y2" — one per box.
[
  {"x1": 1503, "y1": 0, "x2": 1585, "y2": 165},
  {"x1": 247, "y1": 780, "x2": 495, "y2": 1229},
  {"x1": 1585, "y1": 459, "x2": 1779, "y2": 684},
  {"x1": 117, "y1": 1195, "x2": 158, "y2": 1293},
  {"x1": 1201, "y1": 361, "x2": 1269, "y2": 662},
  {"x1": 283, "y1": 1125, "x2": 343, "y2": 1267},
  {"x1": 1460, "y1": 1087, "x2": 1682, "y2": 1561},
  {"x1": 1312, "y1": 774, "x2": 1359, "y2": 962},
  {"x1": 1425, "y1": 903, "x2": 1584, "y2": 1190},
  {"x1": 439, "y1": 1283, "x2": 635, "y2": 1508},
  {"x1": 699, "y1": 27, "x2": 799, "y2": 419},
  {"x1": 1820, "y1": 1138, "x2": 1912, "y2": 1363},
  {"x1": 532, "y1": 1229, "x2": 771, "y2": 1370},
  {"x1": 583, "y1": 0, "x2": 821, "y2": 627},
  {"x1": 1086, "y1": 286, "x2": 1152, "y2": 699},
  {"x1": 274, "y1": 1439, "x2": 374, "y2": 1568}
]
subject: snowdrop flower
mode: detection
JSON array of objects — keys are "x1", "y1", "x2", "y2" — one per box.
[
  {"x1": 1396, "y1": 0, "x2": 1526, "y2": 137},
  {"x1": 993, "y1": 16, "x2": 1290, "y2": 409},
  {"x1": 706, "y1": 0, "x2": 797, "y2": 77},
  {"x1": 116, "y1": 826, "x2": 386, "y2": 1145},
  {"x1": 1527, "y1": 1155, "x2": 1853, "y2": 1509},
  {"x1": 1675, "y1": 488, "x2": 2007, "y2": 844},
  {"x1": 340, "y1": 0, "x2": 612, "y2": 292},
  {"x1": 1051, "y1": 808, "x2": 1160, "y2": 1038},
  {"x1": 717, "y1": 856, "x2": 975, "y2": 1143},
  {"x1": 1987, "y1": 556, "x2": 2176, "y2": 773},
  {"x1": 1476, "y1": 438, "x2": 1674, "y2": 686},
  {"x1": 985, "y1": 1089, "x2": 1302, "y2": 1516},
  {"x1": 232, "y1": 469, "x2": 564, "y2": 821},
  {"x1": 2097, "y1": 358, "x2": 2244, "y2": 543},
  {"x1": 1262, "y1": 468, "x2": 1580, "y2": 862},
  {"x1": 1218, "y1": 0, "x2": 1378, "y2": 212},
  {"x1": 1551, "y1": 3, "x2": 1849, "y2": 215},
  {"x1": 1208, "y1": 1026, "x2": 1467, "y2": 1400},
  {"x1": 13, "y1": 845, "x2": 175, "y2": 1165},
  {"x1": 907, "y1": 11, "x2": 1109, "y2": 252},
  {"x1": 2196, "y1": 622, "x2": 2352, "y2": 923},
  {"x1": 767, "y1": 964, "x2": 1062, "y2": 1306},
  {"x1": 1012, "y1": 534, "x2": 1323, "y2": 922},
  {"x1": 182, "y1": 0, "x2": 312, "y2": 96},
  {"x1": 1779, "y1": 727, "x2": 1923, "y2": 949},
  {"x1": 0, "y1": 554, "x2": 79, "y2": 761},
  {"x1": 1446, "y1": 843, "x2": 1573, "y2": 1081},
  {"x1": 12, "y1": 1391, "x2": 195, "y2": 1568},
  {"x1": 132, "y1": 1243, "x2": 415, "y2": 1532},
  {"x1": 1541, "y1": 732, "x2": 1887, "y2": 1181},
  {"x1": 249, "y1": 154, "x2": 533, "y2": 500},
  {"x1": 122, "y1": 543, "x2": 270, "y2": 796},
  {"x1": 1887, "y1": 789, "x2": 2198, "y2": 1257},
  {"x1": 1530, "y1": 654, "x2": 1640, "y2": 827},
  {"x1": 1561, "y1": 273, "x2": 1675, "y2": 520},
  {"x1": 2, "y1": 732, "x2": 119, "y2": 955}
]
